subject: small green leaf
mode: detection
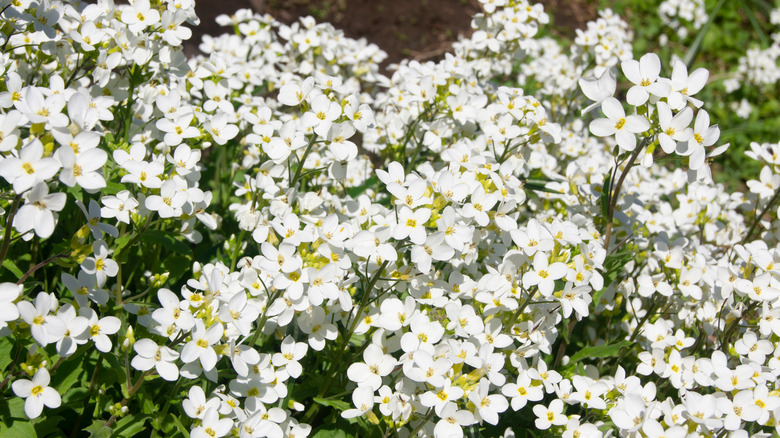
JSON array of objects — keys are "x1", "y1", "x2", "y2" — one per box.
[
  {"x1": 600, "y1": 173, "x2": 611, "y2": 218},
  {"x1": 34, "y1": 415, "x2": 64, "y2": 437},
  {"x1": 169, "y1": 413, "x2": 190, "y2": 438},
  {"x1": 101, "y1": 352, "x2": 127, "y2": 386},
  {"x1": 312, "y1": 397, "x2": 352, "y2": 412},
  {"x1": 0, "y1": 337, "x2": 15, "y2": 371},
  {"x1": 524, "y1": 182, "x2": 562, "y2": 195},
  {"x1": 113, "y1": 414, "x2": 150, "y2": 437},
  {"x1": 102, "y1": 181, "x2": 127, "y2": 196},
  {"x1": 569, "y1": 340, "x2": 633, "y2": 363},
  {"x1": 348, "y1": 175, "x2": 378, "y2": 198},
  {"x1": 141, "y1": 229, "x2": 192, "y2": 255},
  {"x1": 50, "y1": 354, "x2": 87, "y2": 394},
  {"x1": 84, "y1": 420, "x2": 112, "y2": 438},
  {"x1": 312, "y1": 424, "x2": 355, "y2": 438},
  {"x1": 0, "y1": 420, "x2": 35, "y2": 438},
  {"x1": 2, "y1": 259, "x2": 23, "y2": 280}
]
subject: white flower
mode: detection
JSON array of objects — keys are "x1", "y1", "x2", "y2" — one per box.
[
  {"x1": 131, "y1": 338, "x2": 180, "y2": 381},
  {"x1": 502, "y1": 370, "x2": 544, "y2": 411},
  {"x1": 656, "y1": 101, "x2": 693, "y2": 154},
  {"x1": 271, "y1": 335, "x2": 308, "y2": 378},
  {"x1": 433, "y1": 402, "x2": 474, "y2": 438},
  {"x1": 277, "y1": 77, "x2": 314, "y2": 107},
  {"x1": 191, "y1": 408, "x2": 232, "y2": 438},
  {"x1": 54, "y1": 304, "x2": 89, "y2": 358},
  {"x1": 393, "y1": 206, "x2": 430, "y2": 245},
  {"x1": 341, "y1": 386, "x2": 375, "y2": 419},
  {"x1": 579, "y1": 69, "x2": 616, "y2": 114},
  {"x1": 204, "y1": 113, "x2": 239, "y2": 145},
  {"x1": 468, "y1": 379, "x2": 508, "y2": 425},
  {"x1": 56, "y1": 147, "x2": 106, "y2": 192},
  {"x1": 663, "y1": 59, "x2": 709, "y2": 110},
  {"x1": 181, "y1": 320, "x2": 223, "y2": 371},
  {"x1": 17, "y1": 292, "x2": 65, "y2": 346},
  {"x1": 81, "y1": 240, "x2": 119, "y2": 286},
  {"x1": 0, "y1": 283, "x2": 22, "y2": 329},
  {"x1": 77, "y1": 308, "x2": 121, "y2": 353},
  {"x1": 522, "y1": 252, "x2": 568, "y2": 297},
  {"x1": 621, "y1": 53, "x2": 670, "y2": 106},
  {"x1": 101, "y1": 190, "x2": 139, "y2": 224},
  {"x1": 0, "y1": 139, "x2": 61, "y2": 194},
  {"x1": 12, "y1": 368, "x2": 61, "y2": 419},
  {"x1": 120, "y1": 0, "x2": 161, "y2": 33},
  {"x1": 589, "y1": 97, "x2": 650, "y2": 151},
  {"x1": 13, "y1": 182, "x2": 66, "y2": 239},
  {"x1": 533, "y1": 399, "x2": 568, "y2": 430}
]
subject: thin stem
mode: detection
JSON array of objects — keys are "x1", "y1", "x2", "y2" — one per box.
[
  {"x1": 104, "y1": 369, "x2": 156, "y2": 428},
  {"x1": 603, "y1": 139, "x2": 648, "y2": 250},
  {"x1": 301, "y1": 260, "x2": 388, "y2": 423},
  {"x1": 408, "y1": 409, "x2": 435, "y2": 437},
  {"x1": 229, "y1": 230, "x2": 246, "y2": 272},
  {"x1": 16, "y1": 252, "x2": 68, "y2": 285},
  {"x1": 70, "y1": 356, "x2": 103, "y2": 438},
  {"x1": 0, "y1": 195, "x2": 21, "y2": 269},
  {"x1": 290, "y1": 135, "x2": 319, "y2": 188},
  {"x1": 741, "y1": 187, "x2": 780, "y2": 243},
  {"x1": 0, "y1": 343, "x2": 22, "y2": 393}
]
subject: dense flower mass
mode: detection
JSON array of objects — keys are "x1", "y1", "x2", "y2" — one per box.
[{"x1": 0, "y1": 0, "x2": 779, "y2": 436}]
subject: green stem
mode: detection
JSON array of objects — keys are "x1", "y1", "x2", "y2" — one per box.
[
  {"x1": 603, "y1": 139, "x2": 648, "y2": 251},
  {"x1": 302, "y1": 260, "x2": 388, "y2": 423},
  {"x1": 16, "y1": 252, "x2": 68, "y2": 285},
  {"x1": 104, "y1": 369, "x2": 155, "y2": 428},
  {"x1": 229, "y1": 230, "x2": 246, "y2": 272},
  {"x1": 0, "y1": 343, "x2": 22, "y2": 393},
  {"x1": 290, "y1": 135, "x2": 319, "y2": 188},
  {"x1": 0, "y1": 195, "x2": 21, "y2": 270},
  {"x1": 151, "y1": 378, "x2": 182, "y2": 435},
  {"x1": 114, "y1": 213, "x2": 155, "y2": 305},
  {"x1": 741, "y1": 187, "x2": 780, "y2": 244},
  {"x1": 408, "y1": 409, "x2": 435, "y2": 437},
  {"x1": 70, "y1": 356, "x2": 103, "y2": 438}
]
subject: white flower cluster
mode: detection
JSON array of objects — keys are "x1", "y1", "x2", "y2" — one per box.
[
  {"x1": 1, "y1": 0, "x2": 779, "y2": 437},
  {"x1": 658, "y1": 0, "x2": 708, "y2": 38}
]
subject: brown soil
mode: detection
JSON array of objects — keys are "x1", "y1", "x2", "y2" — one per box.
[{"x1": 188, "y1": 0, "x2": 598, "y2": 68}]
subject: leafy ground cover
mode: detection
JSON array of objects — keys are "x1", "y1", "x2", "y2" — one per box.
[{"x1": 1, "y1": 0, "x2": 780, "y2": 437}]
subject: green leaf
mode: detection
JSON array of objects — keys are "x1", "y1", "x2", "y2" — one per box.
[
  {"x1": 312, "y1": 397, "x2": 351, "y2": 412},
  {"x1": 2, "y1": 259, "x2": 23, "y2": 280},
  {"x1": 101, "y1": 352, "x2": 127, "y2": 387},
  {"x1": 0, "y1": 420, "x2": 35, "y2": 438},
  {"x1": 113, "y1": 414, "x2": 149, "y2": 437},
  {"x1": 34, "y1": 415, "x2": 64, "y2": 437},
  {"x1": 141, "y1": 229, "x2": 192, "y2": 255},
  {"x1": 169, "y1": 413, "x2": 190, "y2": 438},
  {"x1": 312, "y1": 424, "x2": 355, "y2": 438},
  {"x1": 347, "y1": 175, "x2": 378, "y2": 198},
  {"x1": 62, "y1": 387, "x2": 90, "y2": 406},
  {"x1": 0, "y1": 397, "x2": 34, "y2": 438},
  {"x1": 0, "y1": 338, "x2": 15, "y2": 371},
  {"x1": 67, "y1": 185, "x2": 84, "y2": 203},
  {"x1": 84, "y1": 419, "x2": 112, "y2": 438},
  {"x1": 102, "y1": 181, "x2": 127, "y2": 196},
  {"x1": 524, "y1": 182, "x2": 562, "y2": 195},
  {"x1": 592, "y1": 250, "x2": 633, "y2": 306},
  {"x1": 569, "y1": 340, "x2": 633, "y2": 363},
  {"x1": 600, "y1": 173, "x2": 611, "y2": 218},
  {"x1": 50, "y1": 354, "x2": 87, "y2": 394},
  {"x1": 0, "y1": 395, "x2": 27, "y2": 419}
]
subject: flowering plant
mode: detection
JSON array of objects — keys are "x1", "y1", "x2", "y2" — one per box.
[{"x1": 1, "y1": 0, "x2": 780, "y2": 437}]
